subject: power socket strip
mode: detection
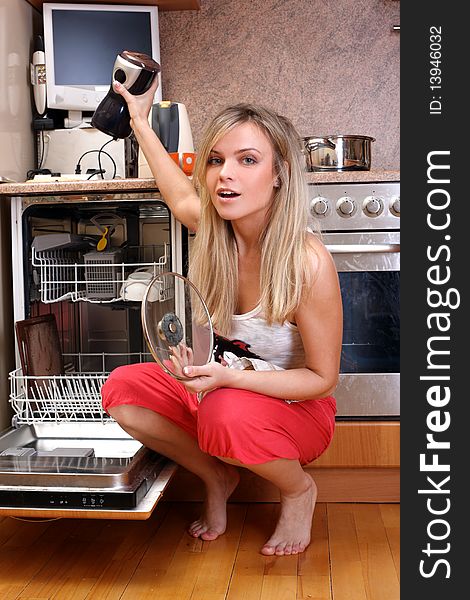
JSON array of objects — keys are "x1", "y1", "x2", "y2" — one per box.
[{"x1": 27, "y1": 173, "x2": 102, "y2": 182}]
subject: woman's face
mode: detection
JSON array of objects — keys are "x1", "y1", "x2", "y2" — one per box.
[{"x1": 205, "y1": 122, "x2": 278, "y2": 226}]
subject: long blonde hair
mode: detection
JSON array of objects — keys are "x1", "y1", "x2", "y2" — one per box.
[{"x1": 189, "y1": 103, "x2": 315, "y2": 337}]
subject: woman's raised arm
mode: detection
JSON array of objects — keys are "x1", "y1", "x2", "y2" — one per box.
[{"x1": 114, "y1": 79, "x2": 201, "y2": 231}]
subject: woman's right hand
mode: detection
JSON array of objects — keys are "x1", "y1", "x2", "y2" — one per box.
[{"x1": 113, "y1": 77, "x2": 159, "y2": 132}]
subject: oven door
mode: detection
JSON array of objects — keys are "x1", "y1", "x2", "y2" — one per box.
[{"x1": 323, "y1": 231, "x2": 400, "y2": 419}]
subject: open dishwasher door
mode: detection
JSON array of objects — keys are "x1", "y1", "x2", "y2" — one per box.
[
  {"x1": 2, "y1": 192, "x2": 185, "y2": 519},
  {"x1": 0, "y1": 422, "x2": 177, "y2": 520}
]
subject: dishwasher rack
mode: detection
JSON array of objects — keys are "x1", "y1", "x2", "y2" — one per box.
[
  {"x1": 9, "y1": 352, "x2": 153, "y2": 426},
  {"x1": 32, "y1": 243, "x2": 169, "y2": 304}
]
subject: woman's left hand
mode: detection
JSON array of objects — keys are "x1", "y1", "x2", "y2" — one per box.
[{"x1": 181, "y1": 361, "x2": 233, "y2": 395}]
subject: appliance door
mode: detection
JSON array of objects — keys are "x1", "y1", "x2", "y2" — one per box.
[
  {"x1": 0, "y1": 422, "x2": 178, "y2": 520},
  {"x1": 323, "y1": 231, "x2": 400, "y2": 418}
]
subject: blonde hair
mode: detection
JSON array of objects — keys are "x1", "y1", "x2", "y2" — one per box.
[{"x1": 189, "y1": 103, "x2": 316, "y2": 336}]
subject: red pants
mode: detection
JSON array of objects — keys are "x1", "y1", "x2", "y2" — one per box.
[{"x1": 101, "y1": 362, "x2": 336, "y2": 465}]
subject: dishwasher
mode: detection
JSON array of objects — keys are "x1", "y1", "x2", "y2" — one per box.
[{"x1": 0, "y1": 187, "x2": 186, "y2": 519}]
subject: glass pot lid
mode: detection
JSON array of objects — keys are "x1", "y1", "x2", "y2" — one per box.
[{"x1": 141, "y1": 272, "x2": 214, "y2": 380}]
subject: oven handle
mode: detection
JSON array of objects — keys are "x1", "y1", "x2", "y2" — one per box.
[{"x1": 326, "y1": 243, "x2": 400, "y2": 254}]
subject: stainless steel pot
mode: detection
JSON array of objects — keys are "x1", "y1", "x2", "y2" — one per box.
[{"x1": 302, "y1": 135, "x2": 375, "y2": 171}]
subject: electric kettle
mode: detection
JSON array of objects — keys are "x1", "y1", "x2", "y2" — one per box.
[
  {"x1": 92, "y1": 50, "x2": 160, "y2": 139},
  {"x1": 138, "y1": 101, "x2": 195, "y2": 177},
  {"x1": 151, "y1": 102, "x2": 194, "y2": 154}
]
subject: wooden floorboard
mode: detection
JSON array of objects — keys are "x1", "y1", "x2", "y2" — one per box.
[
  {"x1": 297, "y1": 503, "x2": 332, "y2": 600},
  {"x1": 226, "y1": 504, "x2": 277, "y2": 600},
  {"x1": 353, "y1": 505, "x2": 400, "y2": 600},
  {"x1": 0, "y1": 502, "x2": 400, "y2": 600},
  {"x1": 328, "y1": 504, "x2": 369, "y2": 600},
  {"x1": 379, "y1": 504, "x2": 400, "y2": 583}
]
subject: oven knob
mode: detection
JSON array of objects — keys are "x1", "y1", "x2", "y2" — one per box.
[
  {"x1": 363, "y1": 196, "x2": 384, "y2": 217},
  {"x1": 337, "y1": 196, "x2": 356, "y2": 217},
  {"x1": 390, "y1": 195, "x2": 400, "y2": 216},
  {"x1": 310, "y1": 196, "x2": 329, "y2": 217}
]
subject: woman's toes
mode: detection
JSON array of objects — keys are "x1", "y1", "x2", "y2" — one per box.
[
  {"x1": 275, "y1": 543, "x2": 287, "y2": 556},
  {"x1": 260, "y1": 544, "x2": 276, "y2": 556},
  {"x1": 188, "y1": 517, "x2": 225, "y2": 541},
  {"x1": 200, "y1": 528, "x2": 220, "y2": 541},
  {"x1": 188, "y1": 520, "x2": 205, "y2": 537}
]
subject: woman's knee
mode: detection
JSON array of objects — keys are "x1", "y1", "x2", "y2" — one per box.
[
  {"x1": 101, "y1": 363, "x2": 164, "y2": 412},
  {"x1": 101, "y1": 364, "x2": 135, "y2": 402}
]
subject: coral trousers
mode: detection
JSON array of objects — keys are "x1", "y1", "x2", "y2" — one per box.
[{"x1": 101, "y1": 362, "x2": 336, "y2": 465}]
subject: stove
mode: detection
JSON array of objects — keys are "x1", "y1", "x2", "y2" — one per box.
[{"x1": 308, "y1": 181, "x2": 400, "y2": 418}]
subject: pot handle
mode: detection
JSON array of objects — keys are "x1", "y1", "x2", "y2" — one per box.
[{"x1": 305, "y1": 137, "x2": 336, "y2": 152}]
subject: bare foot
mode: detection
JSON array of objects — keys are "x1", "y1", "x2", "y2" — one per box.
[
  {"x1": 188, "y1": 462, "x2": 240, "y2": 541},
  {"x1": 260, "y1": 473, "x2": 317, "y2": 556}
]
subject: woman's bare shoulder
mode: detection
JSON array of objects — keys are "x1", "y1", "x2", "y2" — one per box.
[{"x1": 305, "y1": 231, "x2": 335, "y2": 275}]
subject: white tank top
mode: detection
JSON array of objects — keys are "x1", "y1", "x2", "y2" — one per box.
[{"x1": 228, "y1": 305, "x2": 305, "y2": 370}]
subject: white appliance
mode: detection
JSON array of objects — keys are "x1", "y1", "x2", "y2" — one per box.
[
  {"x1": 43, "y1": 3, "x2": 162, "y2": 127},
  {"x1": 0, "y1": 0, "x2": 37, "y2": 431},
  {"x1": 0, "y1": 188, "x2": 186, "y2": 518},
  {"x1": 139, "y1": 102, "x2": 195, "y2": 178},
  {"x1": 39, "y1": 127, "x2": 126, "y2": 179}
]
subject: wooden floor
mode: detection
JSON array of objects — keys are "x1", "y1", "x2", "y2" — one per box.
[{"x1": 0, "y1": 501, "x2": 399, "y2": 600}]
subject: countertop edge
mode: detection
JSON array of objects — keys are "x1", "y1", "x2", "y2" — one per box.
[
  {"x1": 305, "y1": 169, "x2": 399, "y2": 184},
  {"x1": 0, "y1": 170, "x2": 400, "y2": 197},
  {"x1": 0, "y1": 178, "x2": 160, "y2": 197}
]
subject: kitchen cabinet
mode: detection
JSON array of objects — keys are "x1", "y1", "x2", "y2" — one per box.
[
  {"x1": 166, "y1": 421, "x2": 400, "y2": 503},
  {"x1": 26, "y1": 0, "x2": 201, "y2": 12},
  {"x1": 314, "y1": 421, "x2": 400, "y2": 468}
]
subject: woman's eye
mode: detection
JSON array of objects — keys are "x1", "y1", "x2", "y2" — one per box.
[
  {"x1": 208, "y1": 156, "x2": 222, "y2": 165},
  {"x1": 242, "y1": 156, "x2": 256, "y2": 165}
]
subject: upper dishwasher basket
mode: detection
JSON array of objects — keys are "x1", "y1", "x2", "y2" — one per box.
[{"x1": 31, "y1": 243, "x2": 169, "y2": 303}]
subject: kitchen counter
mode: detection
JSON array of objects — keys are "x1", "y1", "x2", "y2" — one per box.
[
  {"x1": 0, "y1": 170, "x2": 399, "y2": 198},
  {"x1": 0, "y1": 178, "x2": 161, "y2": 198},
  {"x1": 305, "y1": 169, "x2": 399, "y2": 184}
]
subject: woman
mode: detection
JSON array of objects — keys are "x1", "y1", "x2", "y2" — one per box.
[{"x1": 102, "y1": 78, "x2": 343, "y2": 556}]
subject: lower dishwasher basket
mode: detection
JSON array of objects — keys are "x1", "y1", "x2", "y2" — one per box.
[{"x1": 1, "y1": 354, "x2": 177, "y2": 519}]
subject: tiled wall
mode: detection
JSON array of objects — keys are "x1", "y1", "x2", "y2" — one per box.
[{"x1": 159, "y1": 0, "x2": 400, "y2": 169}]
